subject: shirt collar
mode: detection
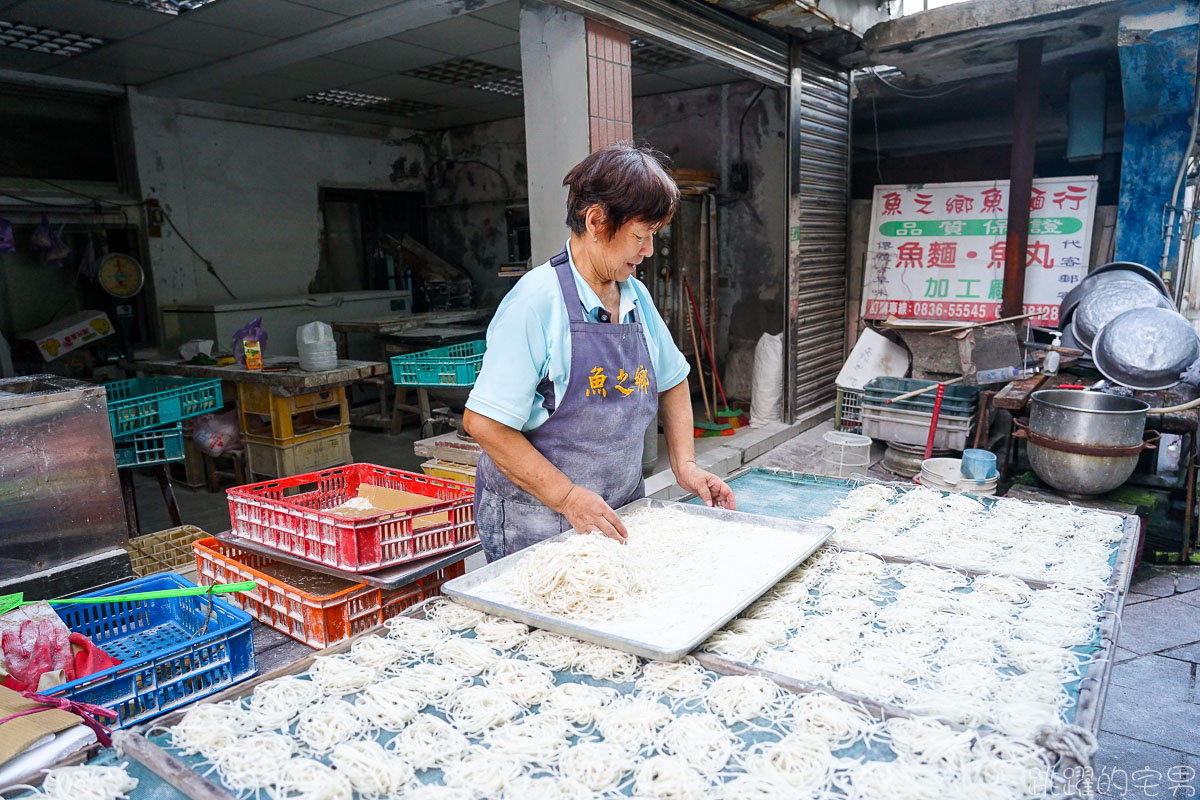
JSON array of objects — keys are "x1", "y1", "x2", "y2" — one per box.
[{"x1": 564, "y1": 241, "x2": 638, "y2": 322}]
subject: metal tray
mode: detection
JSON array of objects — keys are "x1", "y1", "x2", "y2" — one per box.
[{"x1": 441, "y1": 498, "x2": 833, "y2": 661}]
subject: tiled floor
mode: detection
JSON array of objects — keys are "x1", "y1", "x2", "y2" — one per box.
[{"x1": 130, "y1": 421, "x2": 1200, "y2": 796}]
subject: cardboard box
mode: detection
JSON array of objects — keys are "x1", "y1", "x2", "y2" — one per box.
[
  {"x1": 329, "y1": 484, "x2": 450, "y2": 530},
  {"x1": 23, "y1": 310, "x2": 115, "y2": 362}
]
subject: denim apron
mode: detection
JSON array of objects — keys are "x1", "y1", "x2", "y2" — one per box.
[{"x1": 474, "y1": 247, "x2": 658, "y2": 561}]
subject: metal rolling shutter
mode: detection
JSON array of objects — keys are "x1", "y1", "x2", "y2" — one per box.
[{"x1": 786, "y1": 47, "x2": 851, "y2": 423}]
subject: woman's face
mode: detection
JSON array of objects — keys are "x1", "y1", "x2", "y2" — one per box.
[{"x1": 601, "y1": 218, "x2": 659, "y2": 282}]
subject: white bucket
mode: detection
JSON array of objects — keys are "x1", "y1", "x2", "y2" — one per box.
[{"x1": 920, "y1": 457, "x2": 998, "y2": 495}]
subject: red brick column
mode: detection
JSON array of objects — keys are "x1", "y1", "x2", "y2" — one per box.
[{"x1": 586, "y1": 20, "x2": 632, "y2": 150}]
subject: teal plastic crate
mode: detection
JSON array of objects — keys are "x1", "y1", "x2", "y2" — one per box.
[
  {"x1": 391, "y1": 340, "x2": 486, "y2": 387},
  {"x1": 114, "y1": 423, "x2": 186, "y2": 469},
  {"x1": 862, "y1": 376, "x2": 978, "y2": 415},
  {"x1": 104, "y1": 377, "x2": 223, "y2": 438},
  {"x1": 47, "y1": 573, "x2": 256, "y2": 729}
]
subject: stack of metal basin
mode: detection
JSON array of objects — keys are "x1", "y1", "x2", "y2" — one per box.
[{"x1": 1057, "y1": 261, "x2": 1197, "y2": 388}]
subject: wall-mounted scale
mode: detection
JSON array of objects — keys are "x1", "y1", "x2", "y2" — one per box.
[{"x1": 98, "y1": 253, "x2": 144, "y2": 357}]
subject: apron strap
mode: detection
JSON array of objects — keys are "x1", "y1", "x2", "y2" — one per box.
[{"x1": 550, "y1": 247, "x2": 586, "y2": 324}]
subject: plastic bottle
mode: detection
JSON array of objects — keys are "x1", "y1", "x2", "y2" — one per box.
[
  {"x1": 1044, "y1": 334, "x2": 1062, "y2": 375},
  {"x1": 974, "y1": 365, "x2": 1023, "y2": 384},
  {"x1": 296, "y1": 321, "x2": 337, "y2": 372}
]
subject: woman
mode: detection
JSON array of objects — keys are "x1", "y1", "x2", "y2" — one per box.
[{"x1": 463, "y1": 143, "x2": 736, "y2": 562}]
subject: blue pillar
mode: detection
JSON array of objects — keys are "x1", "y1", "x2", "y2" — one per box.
[{"x1": 1115, "y1": 0, "x2": 1199, "y2": 274}]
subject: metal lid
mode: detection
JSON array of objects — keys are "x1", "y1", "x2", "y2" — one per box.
[
  {"x1": 1090, "y1": 261, "x2": 1170, "y2": 296},
  {"x1": 1073, "y1": 279, "x2": 1173, "y2": 349},
  {"x1": 1093, "y1": 306, "x2": 1200, "y2": 391}
]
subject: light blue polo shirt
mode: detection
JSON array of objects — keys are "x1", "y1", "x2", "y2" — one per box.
[{"x1": 466, "y1": 244, "x2": 690, "y2": 432}]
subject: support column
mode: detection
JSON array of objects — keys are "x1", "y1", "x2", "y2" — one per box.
[
  {"x1": 520, "y1": 1, "x2": 633, "y2": 264},
  {"x1": 586, "y1": 20, "x2": 632, "y2": 149},
  {"x1": 1000, "y1": 38, "x2": 1042, "y2": 319}
]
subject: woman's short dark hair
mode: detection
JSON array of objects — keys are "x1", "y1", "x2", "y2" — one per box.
[{"x1": 563, "y1": 143, "x2": 679, "y2": 238}]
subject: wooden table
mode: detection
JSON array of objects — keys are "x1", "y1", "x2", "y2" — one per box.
[
  {"x1": 128, "y1": 356, "x2": 386, "y2": 396},
  {"x1": 333, "y1": 312, "x2": 490, "y2": 435},
  {"x1": 125, "y1": 357, "x2": 387, "y2": 482}
]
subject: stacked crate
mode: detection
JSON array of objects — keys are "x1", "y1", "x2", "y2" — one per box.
[
  {"x1": 103, "y1": 377, "x2": 223, "y2": 470},
  {"x1": 197, "y1": 463, "x2": 479, "y2": 647},
  {"x1": 236, "y1": 383, "x2": 351, "y2": 479},
  {"x1": 394, "y1": 340, "x2": 485, "y2": 484}
]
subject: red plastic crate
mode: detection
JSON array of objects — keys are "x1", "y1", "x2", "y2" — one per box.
[
  {"x1": 226, "y1": 464, "x2": 477, "y2": 572},
  {"x1": 194, "y1": 536, "x2": 464, "y2": 649}
]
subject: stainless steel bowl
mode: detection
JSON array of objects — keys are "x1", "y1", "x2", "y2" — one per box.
[
  {"x1": 1057, "y1": 262, "x2": 1169, "y2": 331},
  {"x1": 1091, "y1": 261, "x2": 1170, "y2": 295},
  {"x1": 1093, "y1": 306, "x2": 1200, "y2": 391},
  {"x1": 1073, "y1": 279, "x2": 1173, "y2": 350}
]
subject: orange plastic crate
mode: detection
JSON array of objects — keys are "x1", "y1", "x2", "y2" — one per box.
[
  {"x1": 226, "y1": 463, "x2": 477, "y2": 572},
  {"x1": 193, "y1": 536, "x2": 464, "y2": 649}
]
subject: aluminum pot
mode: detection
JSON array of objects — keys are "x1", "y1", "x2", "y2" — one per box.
[{"x1": 1014, "y1": 389, "x2": 1156, "y2": 497}]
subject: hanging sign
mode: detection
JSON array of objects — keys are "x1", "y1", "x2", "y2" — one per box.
[{"x1": 861, "y1": 177, "x2": 1098, "y2": 326}]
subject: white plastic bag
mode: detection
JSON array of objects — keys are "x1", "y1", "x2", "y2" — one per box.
[
  {"x1": 192, "y1": 410, "x2": 240, "y2": 457},
  {"x1": 750, "y1": 332, "x2": 784, "y2": 428},
  {"x1": 296, "y1": 321, "x2": 337, "y2": 372}
]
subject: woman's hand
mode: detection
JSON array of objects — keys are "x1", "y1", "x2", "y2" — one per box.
[
  {"x1": 557, "y1": 485, "x2": 629, "y2": 543},
  {"x1": 675, "y1": 461, "x2": 737, "y2": 510}
]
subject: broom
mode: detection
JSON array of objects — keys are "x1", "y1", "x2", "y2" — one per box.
[
  {"x1": 687, "y1": 293, "x2": 733, "y2": 438},
  {"x1": 684, "y1": 283, "x2": 749, "y2": 428}
]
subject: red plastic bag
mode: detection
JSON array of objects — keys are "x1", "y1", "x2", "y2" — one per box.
[{"x1": 0, "y1": 603, "x2": 72, "y2": 688}]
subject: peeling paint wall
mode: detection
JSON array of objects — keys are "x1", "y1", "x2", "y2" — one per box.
[
  {"x1": 422, "y1": 116, "x2": 528, "y2": 308},
  {"x1": 126, "y1": 91, "x2": 426, "y2": 307},
  {"x1": 633, "y1": 80, "x2": 787, "y2": 398}
]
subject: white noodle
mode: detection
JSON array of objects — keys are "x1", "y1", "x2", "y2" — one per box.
[
  {"x1": 571, "y1": 641, "x2": 640, "y2": 683},
  {"x1": 388, "y1": 714, "x2": 469, "y2": 769},
  {"x1": 539, "y1": 682, "x2": 619, "y2": 728},
  {"x1": 705, "y1": 675, "x2": 782, "y2": 723},
  {"x1": 482, "y1": 659, "x2": 557, "y2": 706},
  {"x1": 433, "y1": 637, "x2": 503, "y2": 675},
  {"x1": 595, "y1": 695, "x2": 673, "y2": 751},
  {"x1": 425, "y1": 598, "x2": 487, "y2": 630},
  {"x1": 441, "y1": 747, "x2": 524, "y2": 799},
  {"x1": 383, "y1": 617, "x2": 451, "y2": 654},
  {"x1": 519, "y1": 630, "x2": 580, "y2": 671},
  {"x1": 633, "y1": 755, "x2": 709, "y2": 800},
  {"x1": 171, "y1": 701, "x2": 255, "y2": 759},
  {"x1": 36, "y1": 765, "x2": 138, "y2": 800},
  {"x1": 658, "y1": 712, "x2": 734, "y2": 773},
  {"x1": 473, "y1": 616, "x2": 530, "y2": 650},
  {"x1": 557, "y1": 741, "x2": 632, "y2": 792},
  {"x1": 247, "y1": 677, "x2": 322, "y2": 731},
  {"x1": 307, "y1": 655, "x2": 377, "y2": 695},
  {"x1": 214, "y1": 733, "x2": 295, "y2": 794},
  {"x1": 354, "y1": 679, "x2": 426, "y2": 730},
  {"x1": 268, "y1": 758, "x2": 351, "y2": 800},
  {"x1": 294, "y1": 699, "x2": 363, "y2": 753},
  {"x1": 636, "y1": 658, "x2": 709, "y2": 701},
  {"x1": 444, "y1": 685, "x2": 521, "y2": 734},
  {"x1": 328, "y1": 740, "x2": 414, "y2": 798},
  {"x1": 740, "y1": 734, "x2": 832, "y2": 793},
  {"x1": 348, "y1": 636, "x2": 414, "y2": 673}
]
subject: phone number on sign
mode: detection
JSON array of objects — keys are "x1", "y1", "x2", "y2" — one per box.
[{"x1": 865, "y1": 300, "x2": 1059, "y2": 324}]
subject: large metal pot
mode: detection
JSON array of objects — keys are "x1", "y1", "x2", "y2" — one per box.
[{"x1": 1014, "y1": 389, "x2": 1156, "y2": 497}]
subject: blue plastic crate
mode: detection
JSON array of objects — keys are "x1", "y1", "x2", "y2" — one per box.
[
  {"x1": 48, "y1": 573, "x2": 256, "y2": 729},
  {"x1": 103, "y1": 377, "x2": 223, "y2": 438},
  {"x1": 391, "y1": 340, "x2": 486, "y2": 387},
  {"x1": 114, "y1": 423, "x2": 186, "y2": 469}
]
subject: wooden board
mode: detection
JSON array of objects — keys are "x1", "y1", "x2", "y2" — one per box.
[{"x1": 127, "y1": 358, "x2": 385, "y2": 396}]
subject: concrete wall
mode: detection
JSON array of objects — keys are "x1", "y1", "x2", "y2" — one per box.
[
  {"x1": 424, "y1": 116, "x2": 528, "y2": 308},
  {"x1": 633, "y1": 80, "x2": 787, "y2": 400},
  {"x1": 126, "y1": 91, "x2": 426, "y2": 307}
]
